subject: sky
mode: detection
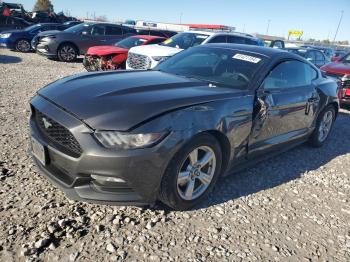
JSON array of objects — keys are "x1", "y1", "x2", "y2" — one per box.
[{"x1": 19, "y1": 0, "x2": 350, "y2": 41}]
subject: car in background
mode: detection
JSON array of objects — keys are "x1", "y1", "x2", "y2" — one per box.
[
  {"x1": 331, "y1": 50, "x2": 348, "y2": 62},
  {"x1": 83, "y1": 35, "x2": 166, "y2": 71},
  {"x1": 302, "y1": 45, "x2": 335, "y2": 59},
  {"x1": 29, "y1": 44, "x2": 339, "y2": 210},
  {"x1": 0, "y1": 16, "x2": 31, "y2": 32},
  {"x1": 321, "y1": 52, "x2": 350, "y2": 107},
  {"x1": 36, "y1": 22, "x2": 136, "y2": 62},
  {"x1": 126, "y1": 31, "x2": 262, "y2": 70},
  {"x1": 285, "y1": 47, "x2": 330, "y2": 68},
  {"x1": 62, "y1": 20, "x2": 83, "y2": 27},
  {"x1": 135, "y1": 28, "x2": 177, "y2": 38},
  {"x1": 0, "y1": 23, "x2": 70, "y2": 52}
]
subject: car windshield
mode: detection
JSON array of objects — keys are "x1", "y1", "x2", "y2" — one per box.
[
  {"x1": 159, "y1": 32, "x2": 209, "y2": 49},
  {"x1": 341, "y1": 53, "x2": 350, "y2": 63},
  {"x1": 116, "y1": 37, "x2": 148, "y2": 49},
  {"x1": 64, "y1": 23, "x2": 90, "y2": 33},
  {"x1": 24, "y1": 24, "x2": 41, "y2": 32},
  {"x1": 155, "y1": 47, "x2": 265, "y2": 90}
]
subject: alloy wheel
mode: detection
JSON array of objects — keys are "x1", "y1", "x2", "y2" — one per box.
[
  {"x1": 59, "y1": 45, "x2": 76, "y2": 62},
  {"x1": 177, "y1": 146, "x2": 216, "y2": 201},
  {"x1": 17, "y1": 40, "x2": 30, "y2": 52},
  {"x1": 318, "y1": 110, "x2": 333, "y2": 142}
]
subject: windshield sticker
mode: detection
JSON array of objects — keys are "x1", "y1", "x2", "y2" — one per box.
[{"x1": 233, "y1": 54, "x2": 261, "y2": 63}]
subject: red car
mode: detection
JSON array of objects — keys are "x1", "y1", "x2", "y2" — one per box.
[
  {"x1": 83, "y1": 35, "x2": 166, "y2": 71},
  {"x1": 321, "y1": 52, "x2": 350, "y2": 107}
]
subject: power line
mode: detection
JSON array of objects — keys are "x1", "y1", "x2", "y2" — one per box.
[{"x1": 333, "y1": 10, "x2": 344, "y2": 43}]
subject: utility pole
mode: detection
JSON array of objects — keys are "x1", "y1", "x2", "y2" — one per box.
[
  {"x1": 333, "y1": 10, "x2": 344, "y2": 44},
  {"x1": 179, "y1": 12, "x2": 183, "y2": 24},
  {"x1": 266, "y1": 19, "x2": 271, "y2": 35}
]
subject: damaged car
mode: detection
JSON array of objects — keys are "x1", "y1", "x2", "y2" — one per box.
[
  {"x1": 29, "y1": 44, "x2": 339, "y2": 210},
  {"x1": 83, "y1": 35, "x2": 166, "y2": 71}
]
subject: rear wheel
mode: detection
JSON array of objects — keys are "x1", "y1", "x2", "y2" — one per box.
[
  {"x1": 58, "y1": 43, "x2": 78, "y2": 62},
  {"x1": 15, "y1": 39, "x2": 31, "y2": 52},
  {"x1": 309, "y1": 105, "x2": 336, "y2": 147},
  {"x1": 159, "y1": 134, "x2": 222, "y2": 210}
]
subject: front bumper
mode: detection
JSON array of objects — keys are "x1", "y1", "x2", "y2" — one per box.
[
  {"x1": 29, "y1": 95, "x2": 179, "y2": 205},
  {"x1": 0, "y1": 38, "x2": 15, "y2": 49},
  {"x1": 36, "y1": 41, "x2": 58, "y2": 58}
]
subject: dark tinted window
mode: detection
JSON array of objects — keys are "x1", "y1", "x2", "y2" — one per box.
[
  {"x1": 227, "y1": 36, "x2": 246, "y2": 44},
  {"x1": 305, "y1": 51, "x2": 316, "y2": 61},
  {"x1": 91, "y1": 25, "x2": 106, "y2": 36},
  {"x1": 208, "y1": 35, "x2": 227, "y2": 43},
  {"x1": 147, "y1": 38, "x2": 166, "y2": 44},
  {"x1": 245, "y1": 38, "x2": 259, "y2": 46},
  {"x1": 105, "y1": 25, "x2": 122, "y2": 35},
  {"x1": 315, "y1": 51, "x2": 324, "y2": 61},
  {"x1": 122, "y1": 26, "x2": 136, "y2": 34},
  {"x1": 263, "y1": 60, "x2": 316, "y2": 89}
]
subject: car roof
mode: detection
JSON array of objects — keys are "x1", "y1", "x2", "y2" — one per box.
[
  {"x1": 183, "y1": 30, "x2": 258, "y2": 40},
  {"x1": 37, "y1": 23, "x2": 62, "y2": 26},
  {"x1": 201, "y1": 43, "x2": 294, "y2": 58},
  {"x1": 132, "y1": 35, "x2": 166, "y2": 40}
]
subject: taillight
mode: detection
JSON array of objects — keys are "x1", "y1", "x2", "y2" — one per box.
[{"x1": 345, "y1": 89, "x2": 350, "y2": 97}]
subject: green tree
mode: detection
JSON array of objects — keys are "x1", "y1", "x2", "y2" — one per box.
[{"x1": 33, "y1": 0, "x2": 54, "y2": 12}]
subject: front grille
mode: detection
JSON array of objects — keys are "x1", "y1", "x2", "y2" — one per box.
[
  {"x1": 34, "y1": 109, "x2": 83, "y2": 157},
  {"x1": 127, "y1": 53, "x2": 151, "y2": 69}
]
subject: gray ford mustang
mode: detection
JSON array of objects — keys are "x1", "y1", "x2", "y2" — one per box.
[{"x1": 29, "y1": 44, "x2": 339, "y2": 210}]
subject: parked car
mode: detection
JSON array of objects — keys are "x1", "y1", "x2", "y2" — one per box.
[
  {"x1": 321, "y1": 52, "x2": 350, "y2": 107},
  {"x1": 331, "y1": 50, "x2": 348, "y2": 62},
  {"x1": 135, "y1": 28, "x2": 177, "y2": 38},
  {"x1": 302, "y1": 45, "x2": 335, "y2": 59},
  {"x1": 83, "y1": 35, "x2": 166, "y2": 71},
  {"x1": 285, "y1": 47, "x2": 330, "y2": 67},
  {"x1": 126, "y1": 31, "x2": 262, "y2": 70},
  {"x1": 0, "y1": 23, "x2": 69, "y2": 52},
  {"x1": 29, "y1": 44, "x2": 338, "y2": 210},
  {"x1": 0, "y1": 15, "x2": 31, "y2": 32},
  {"x1": 36, "y1": 22, "x2": 136, "y2": 62}
]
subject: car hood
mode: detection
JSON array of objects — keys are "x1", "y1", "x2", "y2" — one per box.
[
  {"x1": 38, "y1": 70, "x2": 242, "y2": 131},
  {"x1": 36, "y1": 30, "x2": 61, "y2": 37},
  {"x1": 129, "y1": 44, "x2": 182, "y2": 57},
  {"x1": 87, "y1": 45, "x2": 128, "y2": 56},
  {"x1": 321, "y1": 62, "x2": 350, "y2": 75}
]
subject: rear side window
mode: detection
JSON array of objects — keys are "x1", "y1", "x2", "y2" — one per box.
[
  {"x1": 263, "y1": 60, "x2": 317, "y2": 89},
  {"x1": 227, "y1": 36, "x2": 246, "y2": 44},
  {"x1": 105, "y1": 25, "x2": 122, "y2": 35},
  {"x1": 315, "y1": 51, "x2": 324, "y2": 61},
  {"x1": 208, "y1": 35, "x2": 227, "y2": 43}
]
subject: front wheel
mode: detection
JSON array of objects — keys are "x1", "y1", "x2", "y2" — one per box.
[
  {"x1": 309, "y1": 105, "x2": 336, "y2": 147},
  {"x1": 58, "y1": 44, "x2": 78, "y2": 62},
  {"x1": 159, "y1": 133, "x2": 222, "y2": 210},
  {"x1": 16, "y1": 39, "x2": 31, "y2": 52}
]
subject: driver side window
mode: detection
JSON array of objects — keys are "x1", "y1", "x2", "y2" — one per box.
[
  {"x1": 91, "y1": 25, "x2": 106, "y2": 36},
  {"x1": 262, "y1": 60, "x2": 315, "y2": 90}
]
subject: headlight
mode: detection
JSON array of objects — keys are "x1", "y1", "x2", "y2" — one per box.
[
  {"x1": 94, "y1": 131, "x2": 167, "y2": 149},
  {"x1": 0, "y1": 33, "x2": 11, "y2": 38},
  {"x1": 41, "y1": 36, "x2": 56, "y2": 41},
  {"x1": 152, "y1": 56, "x2": 169, "y2": 62}
]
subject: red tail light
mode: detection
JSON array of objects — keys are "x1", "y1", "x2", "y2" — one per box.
[{"x1": 346, "y1": 89, "x2": 350, "y2": 97}]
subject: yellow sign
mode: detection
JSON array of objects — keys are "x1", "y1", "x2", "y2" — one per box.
[{"x1": 288, "y1": 30, "x2": 304, "y2": 38}]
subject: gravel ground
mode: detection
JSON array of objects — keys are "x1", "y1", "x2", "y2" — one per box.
[{"x1": 0, "y1": 49, "x2": 350, "y2": 262}]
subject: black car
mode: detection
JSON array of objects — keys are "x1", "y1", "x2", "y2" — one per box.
[
  {"x1": 29, "y1": 44, "x2": 339, "y2": 210},
  {"x1": 36, "y1": 22, "x2": 136, "y2": 62},
  {"x1": 0, "y1": 16, "x2": 31, "y2": 32},
  {"x1": 136, "y1": 28, "x2": 177, "y2": 38},
  {"x1": 285, "y1": 47, "x2": 330, "y2": 67}
]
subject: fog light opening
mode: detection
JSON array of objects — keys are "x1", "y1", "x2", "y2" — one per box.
[{"x1": 91, "y1": 174, "x2": 126, "y2": 183}]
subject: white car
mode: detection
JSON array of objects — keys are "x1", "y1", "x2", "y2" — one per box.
[{"x1": 126, "y1": 31, "x2": 262, "y2": 70}]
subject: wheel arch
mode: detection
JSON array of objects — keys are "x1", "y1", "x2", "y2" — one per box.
[{"x1": 57, "y1": 41, "x2": 80, "y2": 56}]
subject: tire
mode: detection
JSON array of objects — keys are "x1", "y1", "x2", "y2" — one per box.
[
  {"x1": 159, "y1": 133, "x2": 222, "y2": 210},
  {"x1": 57, "y1": 43, "x2": 78, "y2": 62},
  {"x1": 308, "y1": 105, "x2": 336, "y2": 147},
  {"x1": 15, "y1": 39, "x2": 31, "y2": 52}
]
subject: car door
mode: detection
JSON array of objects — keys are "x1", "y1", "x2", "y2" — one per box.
[
  {"x1": 248, "y1": 60, "x2": 320, "y2": 156},
  {"x1": 78, "y1": 24, "x2": 107, "y2": 53}
]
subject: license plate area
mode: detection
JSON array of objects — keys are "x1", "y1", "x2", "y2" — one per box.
[{"x1": 31, "y1": 137, "x2": 47, "y2": 166}]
